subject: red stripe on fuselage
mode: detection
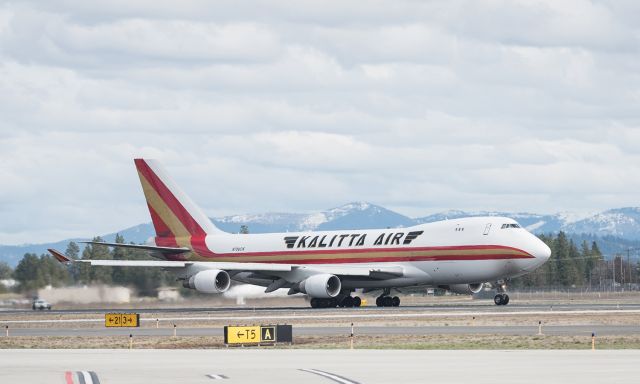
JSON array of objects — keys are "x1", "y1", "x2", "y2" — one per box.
[
  {"x1": 193, "y1": 244, "x2": 533, "y2": 258},
  {"x1": 135, "y1": 159, "x2": 207, "y2": 237},
  {"x1": 182, "y1": 243, "x2": 534, "y2": 264},
  {"x1": 256, "y1": 253, "x2": 532, "y2": 264}
]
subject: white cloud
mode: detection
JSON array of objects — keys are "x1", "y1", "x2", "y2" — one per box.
[{"x1": 0, "y1": 0, "x2": 639, "y2": 244}]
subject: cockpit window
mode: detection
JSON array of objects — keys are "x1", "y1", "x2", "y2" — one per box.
[{"x1": 501, "y1": 223, "x2": 521, "y2": 229}]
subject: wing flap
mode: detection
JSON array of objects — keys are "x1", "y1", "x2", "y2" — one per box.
[{"x1": 303, "y1": 265, "x2": 404, "y2": 279}]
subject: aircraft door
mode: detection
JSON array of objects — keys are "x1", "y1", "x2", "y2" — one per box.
[{"x1": 483, "y1": 223, "x2": 492, "y2": 235}]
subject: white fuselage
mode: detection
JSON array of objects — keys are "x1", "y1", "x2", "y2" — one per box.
[{"x1": 171, "y1": 216, "x2": 551, "y2": 289}]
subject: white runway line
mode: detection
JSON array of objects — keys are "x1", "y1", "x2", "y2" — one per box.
[
  {"x1": 3, "y1": 309, "x2": 640, "y2": 324},
  {"x1": 206, "y1": 373, "x2": 228, "y2": 379},
  {"x1": 300, "y1": 368, "x2": 361, "y2": 384}
]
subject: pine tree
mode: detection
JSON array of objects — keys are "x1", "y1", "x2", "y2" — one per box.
[
  {"x1": 79, "y1": 237, "x2": 113, "y2": 284},
  {"x1": 111, "y1": 234, "x2": 128, "y2": 285},
  {"x1": 0, "y1": 262, "x2": 12, "y2": 280},
  {"x1": 65, "y1": 241, "x2": 81, "y2": 283},
  {"x1": 14, "y1": 253, "x2": 44, "y2": 292},
  {"x1": 551, "y1": 232, "x2": 570, "y2": 287},
  {"x1": 65, "y1": 242, "x2": 80, "y2": 259},
  {"x1": 567, "y1": 240, "x2": 583, "y2": 286}
]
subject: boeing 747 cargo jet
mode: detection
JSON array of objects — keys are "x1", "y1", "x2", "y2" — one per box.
[{"x1": 49, "y1": 159, "x2": 551, "y2": 308}]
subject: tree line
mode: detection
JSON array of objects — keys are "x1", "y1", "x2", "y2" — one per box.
[
  {"x1": 4, "y1": 234, "x2": 172, "y2": 296},
  {"x1": 512, "y1": 231, "x2": 640, "y2": 289}
]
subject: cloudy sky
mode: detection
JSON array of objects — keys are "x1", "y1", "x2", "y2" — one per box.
[{"x1": 1, "y1": 0, "x2": 639, "y2": 244}]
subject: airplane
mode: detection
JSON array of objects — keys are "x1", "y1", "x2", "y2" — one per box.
[{"x1": 49, "y1": 158, "x2": 551, "y2": 308}]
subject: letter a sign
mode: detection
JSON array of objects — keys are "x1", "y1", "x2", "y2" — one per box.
[{"x1": 261, "y1": 326, "x2": 276, "y2": 342}]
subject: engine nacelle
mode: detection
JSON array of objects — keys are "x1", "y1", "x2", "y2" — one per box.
[
  {"x1": 446, "y1": 283, "x2": 484, "y2": 295},
  {"x1": 183, "y1": 269, "x2": 231, "y2": 294},
  {"x1": 299, "y1": 274, "x2": 341, "y2": 298}
]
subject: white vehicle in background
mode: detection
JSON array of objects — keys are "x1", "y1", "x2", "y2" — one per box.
[{"x1": 32, "y1": 299, "x2": 51, "y2": 310}]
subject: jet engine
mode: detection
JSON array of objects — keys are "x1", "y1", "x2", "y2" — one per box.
[
  {"x1": 445, "y1": 283, "x2": 484, "y2": 295},
  {"x1": 183, "y1": 269, "x2": 231, "y2": 293},
  {"x1": 299, "y1": 274, "x2": 341, "y2": 298}
]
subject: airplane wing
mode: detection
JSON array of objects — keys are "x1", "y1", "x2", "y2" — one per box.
[
  {"x1": 49, "y1": 249, "x2": 403, "y2": 278},
  {"x1": 49, "y1": 249, "x2": 295, "y2": 271},
  {"x1": 81, "y1": 241, "x2": 191, "y2": 255}
]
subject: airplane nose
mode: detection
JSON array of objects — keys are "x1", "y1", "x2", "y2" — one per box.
[
  {"x1": 519, "y1": 235, "x2": 552, "y2": 272},
  {"x1": 533, "y1": 239, "x2": 551, "y2": 262}
]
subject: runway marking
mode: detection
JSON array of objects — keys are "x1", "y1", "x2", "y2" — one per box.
[
  {"x1": 206, "y1": 373, "x2": 228, "y2": 379},
  {"x1": 300, "y1": 368, "x2": 361, "y2": 384},
  {"x1": 64, "y1": 371, "x2": 100, "y2": 384},
  {"x1": 5, "y1": 309, "x2": 640, "y2": 324}
]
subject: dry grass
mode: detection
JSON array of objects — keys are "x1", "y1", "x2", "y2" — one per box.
[{"x1": 1, "y1": 334, "x2": 639, "y2": 350}]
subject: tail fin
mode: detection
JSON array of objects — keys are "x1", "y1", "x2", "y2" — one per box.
[{"x1": 134, "y1": 159, "x2": 224, "y2": 241}]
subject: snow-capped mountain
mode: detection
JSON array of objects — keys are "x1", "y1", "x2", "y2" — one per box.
[
  {"x1": 564, "y1": 208, "x2": 640, "y2": 239},
  {"x1": 214, "y1": 202, "x2": 414, "y2": 233},
  {"x1": 2, "y1": 203, "x2": 640, "y2": 266}
]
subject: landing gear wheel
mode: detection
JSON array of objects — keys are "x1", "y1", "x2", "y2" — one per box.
[
  {"x1": 494, "y1": 293, "x2": 509, "y2": 305},
  {"x1": 311, "y1": 298, "x2": 319, "y2": 308},
  {"x1": 383, "y1": 296, "x2": 393, "y2": 307},
  {"x1": 342, "y1": 296, "x2": 354, "y2": 308},
  {"x1": 376, "y1": 296, "x2": 383, "y2": 307},
  {"x1": 353, "y1": 296, "x2": 362, "y2": 307},
  {"x1": 391, "y1": 296, "x2": 400, "y2": 307}
]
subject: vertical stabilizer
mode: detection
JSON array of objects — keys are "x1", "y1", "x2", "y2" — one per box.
[{"x1": 134, "y1": 159, "x2": 224, "y2": 242}]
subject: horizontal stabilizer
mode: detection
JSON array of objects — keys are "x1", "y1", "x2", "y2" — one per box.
[{"x1": 48, "y1": 249, "x2": 71, "y2": 263}]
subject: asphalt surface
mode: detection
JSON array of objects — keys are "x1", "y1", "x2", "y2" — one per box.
[
  {"x1": 2, "y1": 301, "x2": 640, "y2": 314},
  {"x1": 2, "y1": 302, "x2": 640, "y2": 338},
  {"x1": 2, "y1": 349, "x2": 639, "y2": 384}
]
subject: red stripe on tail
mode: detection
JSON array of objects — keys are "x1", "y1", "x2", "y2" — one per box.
[
  {"x1": 147, "y1": 203, "x2": 175, "y2": 238},
  {"x1": 134, "y1": 159, "x2": 207, "y2": 237}
]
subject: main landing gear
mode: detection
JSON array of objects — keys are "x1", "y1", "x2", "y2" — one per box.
[
  {"x1": 493, "y1": 281, "x2": 510, "y2": 306},
  {"x1": 310, "y1": 295, "x2": 363, "y2": 308},
  {"x1": 376, "y1": 288, "x2": 400, "y2": 307}
]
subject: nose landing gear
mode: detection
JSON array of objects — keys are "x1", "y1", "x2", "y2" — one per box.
[
  {"x1": 493, "y1": 281, "x2": 510, "y2": 306},
  {"x1": 494, "y1": 293, "x2": 510, "y2": 305}
]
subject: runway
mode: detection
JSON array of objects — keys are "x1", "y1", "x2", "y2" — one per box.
[
  {"x1": 4, "y1": 324, "x2": 640, "y2": 337},
  {"x1": 2, "y1": 349, "x2": 639, "y2": 384},
  {"x1": 2, "y1": 301, "x2": 640, "y2": 315}
]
